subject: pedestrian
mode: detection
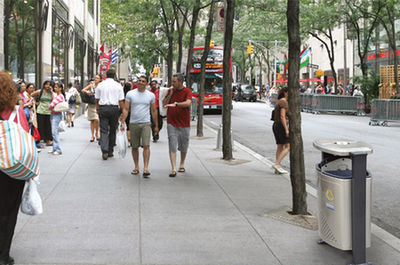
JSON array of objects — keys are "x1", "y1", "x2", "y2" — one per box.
[
  {"x1": 48, "y1": 82, "x2": 65, "y2": 155},
  {"x1": 95, "y1": 68, "x2": 125, "y2": 160},
  {"x1": 272, "y1": 86, "x2": 290, "y2": 174},
  {"x1": 120, "y1": 75, "x2": 159, "y2": 177},
  {"x1": 31, "y1": 80, "x2": 54, "y2": 147},
  {"x1": 65, "y1": 82, "x2": 78, "y2": 127},
  {"x1": 150, "y1": 80, "x2": 163, "y2": 142},
  {"x1": 122, "y1": 82, "x2": 132, "y2": 144},
  {"x1": 347, "y1": 82, "x2": 353, "y2": 94},
  {"x1": 353, "y1": 85, "x2": 364, "y2": 96},
  {"x1": 0, "y1": 70, "x2": 30, "y2": 265},
  {"x1": 81, "y1": 75, "x2": 101, "y2": 142},
  {"x1": 162, "y1": 73, "x2": 193, "y2": 177}
]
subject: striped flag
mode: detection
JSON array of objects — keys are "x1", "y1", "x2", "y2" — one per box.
[
  {"x1": 300, "y1": 47, "x2": 310, "y2": 69},
  {"x1": 111, "y1": 48, "x2": 119, "y2": 64}
]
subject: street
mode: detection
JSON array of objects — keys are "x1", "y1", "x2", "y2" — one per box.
[{"x1": 203, "y1": 100, "x2": 400, "y2": 239}]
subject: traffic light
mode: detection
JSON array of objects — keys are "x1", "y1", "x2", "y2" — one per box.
[
  {"x1": 247, "y1": 44, "x2": 254, "y2": 54},
  {"x1": 210, "y1": 40, "x2": 215, "y2": 48},
  {"x1": 153, "y1": 67, "x2": 159, "y2": 74}
]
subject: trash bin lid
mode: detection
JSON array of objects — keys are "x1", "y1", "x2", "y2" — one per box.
[{"x1": 313, "y1": 139, "x2": 373, "y2": 156}]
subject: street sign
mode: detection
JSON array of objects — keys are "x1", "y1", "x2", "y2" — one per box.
[
  {"x1": 308, "y1": 64, "x2": 319, "y2": 69},
  {"x1": 217, "y1": 7, "x2": 224, "y2": 32}
]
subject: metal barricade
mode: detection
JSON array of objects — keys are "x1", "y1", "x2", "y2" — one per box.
[
  {"x1": 300, "y1": 93, "x2": 313, "y2": 112},
  {"x1": 311, "y1": 94, "x2": 365, "y2": 115},
  {"x1": 270, "y1": 92, "x2": 278, "y2": 107},
  {"x1": 370, "y1": 99, "x2": 400, "y2": 126},
  {"x1": 190, "y1": 97, "x2": 198, "y2": 121}
]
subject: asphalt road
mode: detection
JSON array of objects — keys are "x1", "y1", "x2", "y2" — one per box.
[{"x1": 202, "y1": 100, "x2": 400, "y2": 239}]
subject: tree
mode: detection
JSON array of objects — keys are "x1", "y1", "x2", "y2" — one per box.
[
  {"x1": 345, "y1": 0, "x2": 380, "y2": 77},
  {"x1": 301, "y1": 0, "x2": 345, "y2": 90},
  {"x1": 287, "y1": 0, "x2": 308, "y2": 215},
  {"x1": 222, "y1": 0, "x2": 235, "y2": 160},
  {"x1": 350, "y1": 0, "x2": 400, "y2": 93},
  {"x1": 197, "y1": 0, "x2": 216, "y2": 137}
]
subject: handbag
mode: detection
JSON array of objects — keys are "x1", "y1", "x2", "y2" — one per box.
[
  {"x1": 0, "y1": 106, "x2": 40, "y2": 180},
  {"x1": 81, "y1": 92, "x2": 96, "y2": 104},
  {"x1": 30, "y1": 123, "x2": 41, "y2": 141},
  {"x1": 75, "y1": 93, "x2": 82, "y2": 105},
  {"x1": 21, "y1": 179, "x2": 43, "y2": 215},
  {"x1": 68, "y1": 94, "x2": 76, "y2": 104},
  {"x1": 54, "y1": 101, "x2": 69, "y2": 112}
]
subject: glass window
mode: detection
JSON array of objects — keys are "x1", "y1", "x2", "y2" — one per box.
[
  {"x1": 88, "y1": 0, "x2": 94, "y2": 14},
  {"x1": 52, "y1": 10, "x2": 67, "y2": 83},
  {"x1": 87, "y1": 36, "x2": 94, "y2": 81},
  {"x1": 4, "y1": 0, "x2": 36, "y2": 82},
  {"x1": 74, "y1": 22, "x2": 84, "y2": 90}
]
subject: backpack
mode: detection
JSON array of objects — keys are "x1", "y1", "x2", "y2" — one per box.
[
  {"x1": 69, "y1": 94, "x2": 76, "y2": 104},
  {"x1": 0, "y1": 106, "x2": 40, "y2": 180}
]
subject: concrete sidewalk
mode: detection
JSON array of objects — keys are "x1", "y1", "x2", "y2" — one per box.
[{"x1": 12, "y1": 115, "x2": 400, "y2": 265}]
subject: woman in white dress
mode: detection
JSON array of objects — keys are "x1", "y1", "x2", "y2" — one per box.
[{"x1": 81, "y1": 75, "x2": 101, "y2": 142}]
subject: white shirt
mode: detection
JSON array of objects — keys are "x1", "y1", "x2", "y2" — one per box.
[
  {"x1": 95, "y1": 78, "x2": 124, "y2": 105},
  {"x1": 65, "y1": 87, "x2": 78, "y2": 101}
]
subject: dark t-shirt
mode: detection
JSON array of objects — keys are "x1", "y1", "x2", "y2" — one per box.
[
  {"x1": 274, "y1": 98, "x2": 288, "y2": 123},
  {"x1": 166, "y1": 87, "x2": 193, "y2": 127}
]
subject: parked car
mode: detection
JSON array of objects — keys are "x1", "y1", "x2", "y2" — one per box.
[
  {"x1": 232, "y1": 83, "x2": 257, "y2": 102},
  {"x1": 241, "y1": 84, "x2": 257, "y2": 102}
]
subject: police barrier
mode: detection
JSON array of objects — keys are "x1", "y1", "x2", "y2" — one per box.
[
  {"x1": 190, "y1": 97, "x2": 198, "y2": 121},
  {"x1": 369, "y1": 99, "x2": 400, "y2": 126},
  {"x1": 300, "y1": 93, "x2": 313, "y2": 112},
  {"x1": 270, "y1": 92, "x2": 278, "y2": 107},
  {"x1": 310, "y1": 94, "x2": 365, "y2": 115}
]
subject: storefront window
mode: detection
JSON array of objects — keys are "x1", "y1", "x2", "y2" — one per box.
[
  {"x1": 4, "y1": 0, "x2": 36, "y2": 82},
  {"x1": 88, "y1": 36, "x2": 94, "y2": 81},
  {"x1": 74, "y1": 22, "x2": 84, "y2": 90},
  {"x1": 52, "y1": 11, "x2": 67, "y2": 83}
]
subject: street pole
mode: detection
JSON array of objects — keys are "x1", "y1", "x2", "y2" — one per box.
[
  {"x1": 343, "y1": 20, "x2": 347, "y2": 89},
  {"x1": 274, "y1": 40, "x2": 277, "y2": 87},
  {"x1": 311, "y1": 48, "x2": 314, "y2": 92}
]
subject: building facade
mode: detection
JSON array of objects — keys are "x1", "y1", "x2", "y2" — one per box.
[{"x1": 1, "y1": 0, "x2": 101, "y2": 89}]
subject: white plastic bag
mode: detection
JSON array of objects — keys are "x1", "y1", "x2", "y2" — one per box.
[
  {"x1": 21, "y1": 178, "x2": 43, "y2": 215},
  {"x1": 58, "y1": 120, "x2": 67, "y2": 132},
  {"x1": 116, "y1": 122, "x2": 128, "y2": 160}
]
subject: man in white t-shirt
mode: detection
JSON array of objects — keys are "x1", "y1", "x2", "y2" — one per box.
[
  {"x1": 95, "y1": 68, "x2": 125, "y2": 160},
  {"x1": 120, "y1": 75, "x2": 158, "y2": 177}
]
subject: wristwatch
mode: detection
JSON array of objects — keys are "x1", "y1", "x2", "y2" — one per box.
[{"x1": 174, "y1": 102, "x2": 178, "y2": 107}]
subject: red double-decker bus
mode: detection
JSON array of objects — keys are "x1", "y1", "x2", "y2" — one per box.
[{"x1": 189, "y1": 46, "x2": 231, "y2": 112}]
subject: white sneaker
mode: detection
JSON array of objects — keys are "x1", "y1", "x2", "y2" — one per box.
[
  {"x1": 48, "y1": 150, "x2": 54, "y2": 154},
  {"x1": 53, "y1": 151, "x2": 62, "y2": 155},
  {"x1": 37, "y1": 149, "x2": 41, "y2": 153}
]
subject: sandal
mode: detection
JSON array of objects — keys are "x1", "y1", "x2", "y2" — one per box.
[
  {"x1": 143, "y1": 171, "x2": 151, "y2": 178},
  {"x1": 169, "y1": 171, "x2": 177, "y2": 177},
  {"x1": 178, "y1": 167, "x2": 185, "y2": 173},
  {"x1": 131, "y1": 169, "x2": 139, "y2": 175}
]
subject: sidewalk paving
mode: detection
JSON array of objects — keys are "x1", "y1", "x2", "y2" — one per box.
[{"x1": 12, "y1": 114, "x2": 400, "y2": 265}]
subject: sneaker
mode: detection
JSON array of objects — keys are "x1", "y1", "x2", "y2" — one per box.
[
  {"x1": 37, "y1": 149, "x2": 41, "y2": 153},
  {"x1": 53, "y1": 151, "x2": 62, "y2": 155},
  {"x1": 48, "y1": 150, "x2": 54, "y2": 154}
]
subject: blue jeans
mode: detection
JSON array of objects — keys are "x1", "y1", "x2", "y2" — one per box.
[{"x1": 51, "y1": 113, "x2": 62, "y2": 153}]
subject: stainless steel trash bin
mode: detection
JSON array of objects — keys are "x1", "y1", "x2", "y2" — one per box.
[{"x1": 313, "y1": 139, "x2": 373, "y2": 252}]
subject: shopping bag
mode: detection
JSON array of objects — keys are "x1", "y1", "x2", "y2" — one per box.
[
  {"x1": 21, "y1": 178, "x2": 43, "y2": 215},
  {"x1": 54, "y1": 101, "x2": 69, "y2": 112},
  {"x1": 0, "y1": 106, "x2": 40, "y2": 180},
  {"x1": 116, "y1": 122, "x2": 128, "y2": 160},
  {"x1": 75, "y1": 93, "x2": 82, "y2": 105},
  {"x1": 58, "y1": 120, "x2": 67, "y2": 132},
  {"x1": 30, "y1": 123, "x2": 41, "y2": 141}
]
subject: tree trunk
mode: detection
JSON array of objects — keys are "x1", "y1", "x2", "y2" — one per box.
[
  {"x1": 186, "y1": 1, "x2": 201, "y2": 90},
  {"x1": 222, "y1": 0, "x2": 235, "y2": 160},
  {"x1": 197, "y1": 0, "x2": 215, "y2": 137},
  {"x1": 287, "y1": 0, "x2": 308, "y2": 215}
]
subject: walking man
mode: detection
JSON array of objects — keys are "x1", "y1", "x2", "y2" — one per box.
[
  {"x1": 121, "y1": 76, "x2": 158, "y2": 177},
  {"x1": 162, "y1": 73, "x2": 193, "y2": 177},
  {"x1": 150, "y1": 80, "x2": 163, "y2": 142},
  {"x1": 95, "y1": 68, "x2": 125, "y2": 160}
]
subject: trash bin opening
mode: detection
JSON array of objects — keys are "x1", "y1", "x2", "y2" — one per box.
[{"x1": 319, "y1": 155, "x2": 351, "y2": 168}]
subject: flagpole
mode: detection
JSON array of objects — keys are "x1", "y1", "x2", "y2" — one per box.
[
  {"x1": 274, "y1": 40, "x2": 277, "y2": 88},
  {"x1": 311, "y1": 48, "x2": 314, "y2": 92}
]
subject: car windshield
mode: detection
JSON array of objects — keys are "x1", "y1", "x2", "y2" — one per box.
[
  {"x1": 191, "y1": 74, "x2": 223, "y2": 94},
  {"x1": 244, "y1": 85, "x2": 253, "y2": 91}
]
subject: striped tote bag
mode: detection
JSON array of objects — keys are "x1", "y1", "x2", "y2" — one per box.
[{"x1": 0, "y1": 106, "x2": 40, "y2": 180}]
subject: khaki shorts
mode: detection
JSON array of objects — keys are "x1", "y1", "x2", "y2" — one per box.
[{"x1": 129, "y1": 122, "x2": 151, "y2": 148}]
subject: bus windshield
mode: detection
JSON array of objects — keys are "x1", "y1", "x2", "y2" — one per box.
[{"x1": 191, "y1": 74, "x2": 223, "y2": 95}]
